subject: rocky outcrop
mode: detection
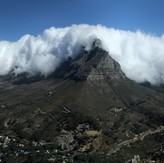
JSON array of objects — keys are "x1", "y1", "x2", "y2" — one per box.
[
  {"x1": 86, "y1": 49, "x2": 125, "y2": 81},
  {"x1": 55, "y1": 130, "x2": 74, "y2": 150}
]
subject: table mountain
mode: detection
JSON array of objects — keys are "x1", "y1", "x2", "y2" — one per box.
[{"x1": 0, "y1": 39, "x2": 163, "y2": 162}]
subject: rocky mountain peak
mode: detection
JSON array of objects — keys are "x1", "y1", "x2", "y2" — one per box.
[{"x1": 55, "y1": 39, "x2": 126, "y2": 82}]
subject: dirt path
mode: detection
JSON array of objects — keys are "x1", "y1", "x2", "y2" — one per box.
[{"x1": 107, "y1": 125, "x2": 164, "y2": 155}]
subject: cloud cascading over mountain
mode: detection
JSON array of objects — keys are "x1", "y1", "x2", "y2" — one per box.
[{"x1": 0, "y1": 24, "x2": 164, "y2": 85}]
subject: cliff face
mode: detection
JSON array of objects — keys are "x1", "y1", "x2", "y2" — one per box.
[{"x1": 86, "y1": 47, "x2": 125, "y2": 81}]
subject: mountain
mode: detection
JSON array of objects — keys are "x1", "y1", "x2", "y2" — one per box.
[
  {"x1": 53, "y1": 39, "x2": 125, "y2": 81},
  {"x1": 0, "y1": 39, "x2": 163, "y2": 162}
]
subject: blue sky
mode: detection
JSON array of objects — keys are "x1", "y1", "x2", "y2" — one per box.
[{"x1": 0, "y1": 0, "x2": 164, "y2": 41}]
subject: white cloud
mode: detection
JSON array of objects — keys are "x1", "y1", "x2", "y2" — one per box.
[{"x1": 0, "y1": 24, "x2": 164, "y2": 85}]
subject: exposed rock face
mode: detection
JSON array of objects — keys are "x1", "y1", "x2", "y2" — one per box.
[
  {"x1": 86, "y1": 48, "x2": 125, "y2": 81},
  {"x1": 54, "y1": 39, "x2": 126, "y2": 82}
]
